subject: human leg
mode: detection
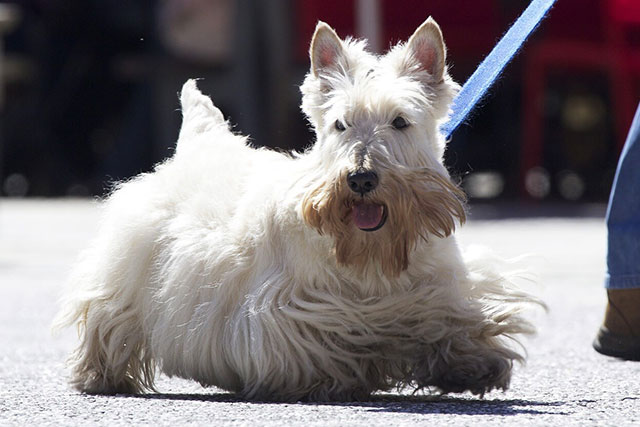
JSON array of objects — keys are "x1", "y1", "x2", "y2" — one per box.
[{"x1": 593, "y1": 102, "x2": 640, "y2": 360}]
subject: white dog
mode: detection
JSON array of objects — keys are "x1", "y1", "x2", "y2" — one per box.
[{"x1": 56, "y1": 18, "x2": 539, "y2": 401}]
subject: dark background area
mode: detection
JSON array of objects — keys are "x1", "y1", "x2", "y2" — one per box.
[{"x1": 1, "y1": 0, "x2": 638, "y2": 201}]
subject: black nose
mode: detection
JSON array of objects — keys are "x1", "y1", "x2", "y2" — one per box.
[{"x1": 347, "y1": 170, "x2": 379, "y2": 195}]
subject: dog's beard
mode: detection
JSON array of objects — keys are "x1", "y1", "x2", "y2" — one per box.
[{"x1": 301, "y1": 167, "x2": 466, "y2": 277}]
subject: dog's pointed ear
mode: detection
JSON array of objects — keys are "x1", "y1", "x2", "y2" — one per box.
[
  {"x1": 405, "y1": 17, "x2": 446, "y2": 82},
  {"x1": 310, "y1": 21, "x2": 346, "y2": 77}
]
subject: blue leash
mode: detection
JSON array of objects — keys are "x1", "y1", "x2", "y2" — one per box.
[{"x1": 441, "y1": 0, "x2": 557, "y2": 139}]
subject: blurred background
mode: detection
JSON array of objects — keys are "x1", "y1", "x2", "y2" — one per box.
[{"x1": 0, "y1": 0, "x2": 638, "y2": 203}]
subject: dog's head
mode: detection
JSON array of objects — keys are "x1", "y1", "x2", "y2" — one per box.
[{"x1": 300, "y1": 18, "x2": 466, "y2": 277}]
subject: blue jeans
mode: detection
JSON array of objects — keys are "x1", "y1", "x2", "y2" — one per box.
[{"x1": 605, "y1": 103, "x2": 640, "y2": 289}]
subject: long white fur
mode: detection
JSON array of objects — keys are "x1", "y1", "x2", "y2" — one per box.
[{"x1": 55, "y1": 19, "x2": 540, "y2": 401}]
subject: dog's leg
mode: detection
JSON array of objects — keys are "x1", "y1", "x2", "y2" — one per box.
[
  {"x1": 407, "y1": 249, "x2": 541, "y2": 396},
  {"x1": 55, "y1": 207, "x2": 159, "y2": 394},
  {"x1": 415, "y1": 332, "x2": 520, "y2": 396},
  {"x1": 62, "y1": 293, "x2": 154, "y2": 395},
  {"x1": 412, "y1": 293, "x2": 535, "y2": 397}
]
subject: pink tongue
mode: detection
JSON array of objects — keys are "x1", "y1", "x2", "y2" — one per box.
[{"x1": 352, "y1": 203, "x2": 384, "y2": 230}]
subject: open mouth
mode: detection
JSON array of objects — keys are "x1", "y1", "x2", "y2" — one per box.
[{"x1": 351, "y1": 202, "x2": 387, "y2": 232}]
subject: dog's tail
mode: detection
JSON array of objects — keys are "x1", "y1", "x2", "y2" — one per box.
[{"x1": 177, "y1": 79, "x2": 227, "y2": 145}]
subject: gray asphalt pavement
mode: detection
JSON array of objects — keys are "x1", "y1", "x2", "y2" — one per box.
[{"x1": 1, "y1": 199, "x2": 638, "y2": 426}]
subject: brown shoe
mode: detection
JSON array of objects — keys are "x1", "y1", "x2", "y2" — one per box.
[{"x1": 593, "y1": 288, "x2": 640, "y2": 361}]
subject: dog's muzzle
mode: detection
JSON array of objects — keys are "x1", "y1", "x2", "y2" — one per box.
[{"x1": 347, "y1": 170, "x2": 387, "y2": 231}]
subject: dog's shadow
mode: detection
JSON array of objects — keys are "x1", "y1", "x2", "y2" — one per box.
[{"x1": 134, "y1": 392, "x2": 567, "y2": 416}]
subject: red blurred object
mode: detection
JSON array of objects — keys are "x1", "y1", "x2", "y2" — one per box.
[
  {"x1": 381, "y1": 0, "x2": 499, "y2": 55},
  {"x1": 521, "y1": 0, "x2": 640, "y2": 196},
  {"x1": 294, "y1": 0, "x2": 499, "y2": 67},
  {"x1": 295, "y1": 0, "x2": 356, "y2": 62}
]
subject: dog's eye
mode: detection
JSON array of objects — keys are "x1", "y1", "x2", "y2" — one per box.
[
  {"x1": 334, "y1": 120, "x2": 346, "y2": 132},
  {"x1": 392, "y1": 116, "x2": 409, "y2": 130}
]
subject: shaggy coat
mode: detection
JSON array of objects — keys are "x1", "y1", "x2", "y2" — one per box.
[{"x1": 56, "y1": 18, "x2": 539, "y2": 401}]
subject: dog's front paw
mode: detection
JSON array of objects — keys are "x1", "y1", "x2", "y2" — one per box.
[
  {"x1": 434, "y1": 354, "x2": 511, "y2": 396},
  {"x1": 415, "y1": 345, "x2": 515, "y2": 396}
]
